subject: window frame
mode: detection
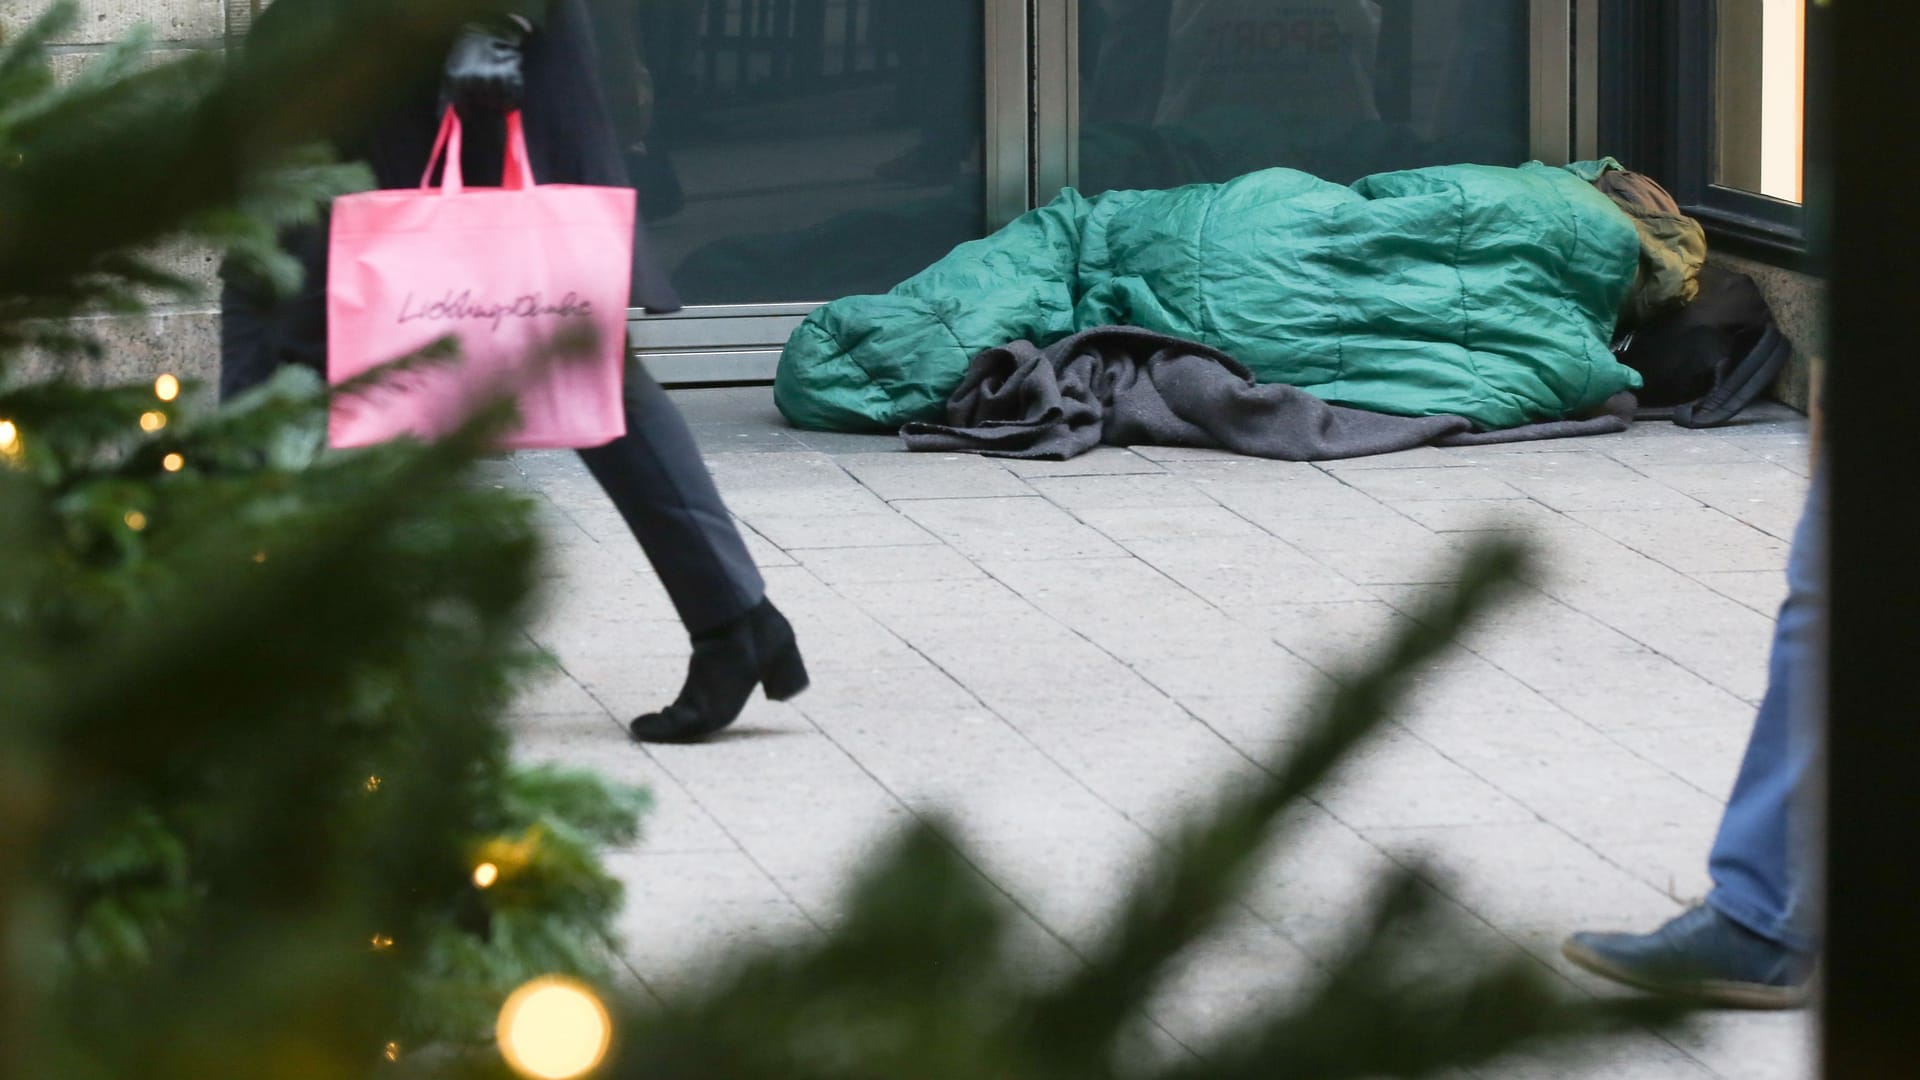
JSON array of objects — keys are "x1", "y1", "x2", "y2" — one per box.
[{"x1": 1599, "y1": 0, "x2": 1814, "y2": 267}]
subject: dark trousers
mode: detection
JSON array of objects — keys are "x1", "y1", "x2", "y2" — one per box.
[{"x1": 220, "y1": 225, "x2": 764, "y2": 636}]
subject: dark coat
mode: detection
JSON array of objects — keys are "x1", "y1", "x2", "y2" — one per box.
[{"x1": 347, "y1": 0, "x2": 680, "y2": 311}]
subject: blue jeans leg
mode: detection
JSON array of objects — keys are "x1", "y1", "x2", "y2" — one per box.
[{"x1": 1706, "y1": 473, "x2": 1825, "y2": 954}]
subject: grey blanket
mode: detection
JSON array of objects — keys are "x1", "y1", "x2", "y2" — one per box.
[{"x1": 900, "y1": 326, "x2": 1635, "y2": 461}]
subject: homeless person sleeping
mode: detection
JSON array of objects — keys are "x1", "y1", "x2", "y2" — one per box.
[{"x1": 772, "y1": 158, "x2": 1757, "y2": 461}]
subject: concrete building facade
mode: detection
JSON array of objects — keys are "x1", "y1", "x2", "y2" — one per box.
[{"x1": 1, "y1": 0, "x2": 1823, "y2": 405}]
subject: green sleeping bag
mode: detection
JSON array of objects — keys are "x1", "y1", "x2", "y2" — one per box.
[{"x1": 775, "y1": 161, "x2": 1643, "y2": 434}]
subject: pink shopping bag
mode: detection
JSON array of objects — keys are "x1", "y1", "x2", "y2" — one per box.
[{"x1": 327, "y1": 109, "x2": 635, "y2": 449}]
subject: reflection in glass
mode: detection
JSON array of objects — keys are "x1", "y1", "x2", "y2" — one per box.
[
  {"x1": 1077, "y1": 0, "x2": 1531, "y2": 194},
  {"x1": 1713, "y1": 0, "x2": 1804, "y2": 203},
  {"x1": 590, "y1": 1, "x2": 987, "y2": 307}
]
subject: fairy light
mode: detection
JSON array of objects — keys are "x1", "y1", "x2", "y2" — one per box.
[
  {"x1": 478, "y1": 825, "x2": 546, "y2": 879},
  {"x1": 139, "y1": 410, "x2": 167, "y2": 433},
  {"x1": 365, "y1": 775, "x2": 382, "y2": 793},
  {"x1": 473, "y1": 862, "x2": 501, "y2": 889},
  {"x1": 383, "y1": 1042, "x2": 401, "y2": 1063},
  {"x1": 0, "y1": 419, "x2": 19, "y2": 465},
  {"x1": 123, "y1": 510, "x2": 148, "y2": 532},
  {"x1": 496, "y1": 977, "x2": 612, "y2": 1080},
  {"x1": 153, "y1": 373, "x2": 181, "y2": 402},
  {"x1": 370, "y1": 933, "x2": 394, "y2": 952},
  {"x1": 253, "y1": 550, "x2": 268, "y2": 565},
  {"x1": 162, "y1": 452, "x2": 185, "y2": 473}
]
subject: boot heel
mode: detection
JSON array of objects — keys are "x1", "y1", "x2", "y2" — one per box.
[{"x1": 759, "y1": 640, "x2": 810, "y2": 701}]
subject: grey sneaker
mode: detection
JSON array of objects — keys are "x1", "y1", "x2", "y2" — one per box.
[{"x1": 1563, "y1": 905, "x2": 1814, "y2": 1009}]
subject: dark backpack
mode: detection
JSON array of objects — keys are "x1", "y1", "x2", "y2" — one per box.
[{"x1": 1612, "y1": 264, "x2": 1793, "y2": 428}]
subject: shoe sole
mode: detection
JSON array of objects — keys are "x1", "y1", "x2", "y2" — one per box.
[{"x1": 1560, "y1": 939, "x2": 1810, "y2": 1010}]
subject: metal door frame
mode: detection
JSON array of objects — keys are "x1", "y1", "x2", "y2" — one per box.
[{"x1": 635, "y1": 0, "x2": 1581, "y2": 385}]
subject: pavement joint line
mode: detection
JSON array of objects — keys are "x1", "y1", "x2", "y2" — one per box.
[
  {"x1": 1357, "y1": 822, "x2": 1725, "y2": 1077},
  {"x1": 942, "y1": 528, "x2": 1533, "y2": 978},
  {"x1": 516, "y1": 404, "x2": 1812, "y2": 1078},
  {"x1": 1350, "y1": 583, "x2": 1752, "y2": 809},
  {"x1": 796, "y1": 701, "x2": 1083, "y2": 955},
  {"x1": 1352, "y1": 526, "x2": 1776, "y2": 734},
  {"x1": 784, "y1": 696, "x2": 1212, "y2": 1047},
  {"x1": 1520, "y1": 582, "x2": 1772, "y2": 706},
  {"x1": 1568, "y1": 504, "x2": 1796, "y2": 581},
  {"x1": 611, "y1": 956, "x2": 667, "y2": 1010},
  {"x1": 881, "y1": 493, "x2": 1049, "y2": 502},
  {"x1": 997, "y1": 470, "x2": 1754, "y2": 958},
  {"x1": 964, "y1": 470, "x2": 1681, "y2": 962},
  {"x1": 768, "y1": 553, "x2": 1203, "y2": 938},
  {"x1": 794, "y1": 532, "x2": 1345, "y2": 978},
  {"x1": 1377, "y1": 704, "x2": 1719, "y2": 906},
  {"x1": 532, "y1": 631, "x2": 841, "y2": 947}
]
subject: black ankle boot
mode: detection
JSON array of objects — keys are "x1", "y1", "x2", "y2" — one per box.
[{"x1": 630, "y1": 598, "x2": 809, "y2": 744}]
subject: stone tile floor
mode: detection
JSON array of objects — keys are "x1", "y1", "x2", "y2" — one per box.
[{"x1": 496, "y1": 388, "x2": 1817, "y2": 1079}]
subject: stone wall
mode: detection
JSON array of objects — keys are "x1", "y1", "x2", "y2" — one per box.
[
  {"x1": 1, "y1": 0, "x2": 235, "y2": 388},
  {"x1": 1710, "y1": 252, "x2": 1825, "y2": 414}
]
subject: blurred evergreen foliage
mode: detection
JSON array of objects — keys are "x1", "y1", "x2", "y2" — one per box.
[
  {"x1": 0, "y1": 2, "x2": 645, "y2": 1071},
  {"x1": 0, "y1": 3, "x2": 1686, "y2": 1078}
]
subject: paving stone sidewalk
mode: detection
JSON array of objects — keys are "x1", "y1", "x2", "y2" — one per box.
[{"x1": 498, "y1": 388, "x2": 1818, "y2": 1080}]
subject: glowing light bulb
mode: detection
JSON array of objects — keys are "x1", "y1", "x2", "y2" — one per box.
[
  {"x1": 154, "y1": 374, "x2": 181, "y2": 402},
  {"x1": 496, "y1": 977, "x2": 613, "y2": 1080},
  {"x1": 162, "y1": 452, "x2": 185, "y2": 472},
  {"x1": 365, "y1": 775, "x2": 382, "y2": 793},
  {"x1": 139, "y1": 410, "x2": 167, "y2": 433},
  {"x1": 383, "y1": 1042, "x2": 401, "y2": 1062},
  {"x1": 473, "y1": 862, "x2": 500, "y2": 889},
  {"x1": 370, "y1": 933, "x2": 394, "y2": 952},
  {"x1": 124, "y1": 510, "x2": 148, "y2": 531},
  {"x1": 0, "y1": 420, "x2": 17, "y2": 449}
]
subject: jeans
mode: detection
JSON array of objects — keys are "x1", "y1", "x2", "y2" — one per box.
[{"x1": 1706, "y1": 471, "x2": 1825, "y2": 954}]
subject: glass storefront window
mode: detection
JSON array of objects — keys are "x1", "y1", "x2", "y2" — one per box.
[
  {"x1": 1076, "y1": 0, "x2": 1533, "y2": 195},
  {"x1": 591, "y1": 1, "x2": 987, "y2": 307},
  {"x1": 1713, "y1": 0, "x2": 1805, "y2": 203}
]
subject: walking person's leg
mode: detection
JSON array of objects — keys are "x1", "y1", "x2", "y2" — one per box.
[
  {"x1": 221, "y1": 3, "x2": 800, "y2": 743},
  {"x1": 223, "y1": 227, "x2": 804, "y2": 743},
  {"x1": 1704, "y1": 471, "x2": 1825, "y2": 954},
  {"x1": 1562, "y1": 473, "x2": 1825, "y2": 1008},
  {"x1": 577, "y1": 362, "x2": 808, "y2": 743},
  {"x1": 218, "y1": 223, "x2": 330, "y2": 401}
]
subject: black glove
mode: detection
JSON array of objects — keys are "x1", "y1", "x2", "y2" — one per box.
[{"x1": 442, "y1": 20, "x2": 527, "y2": 114}]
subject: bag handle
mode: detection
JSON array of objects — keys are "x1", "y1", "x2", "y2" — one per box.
[
  {"x1": 501, "y1": 110, "x2": 536, "y2": 190},
  {"x1": 422, "y1": 107, "x2": 465, "y2": 193},
  {"x1": 420, "y1": 108, "x2": 538, "y2": 193},
  {"x1": 1673, "y1": 323, "x2": 1793, "y2": 429}
]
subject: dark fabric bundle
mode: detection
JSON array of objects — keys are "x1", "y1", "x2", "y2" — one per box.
[
  {"x1": 901, "y1": 326, "x2": 1634, "y2": 461},
  {"x1": 1614, "y1": 265, "x2": 1793, "y2": 428}
]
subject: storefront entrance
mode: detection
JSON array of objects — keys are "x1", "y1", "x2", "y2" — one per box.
[{"x1": 606, "y1": 1, "x2": 1582, "y2": 383}]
